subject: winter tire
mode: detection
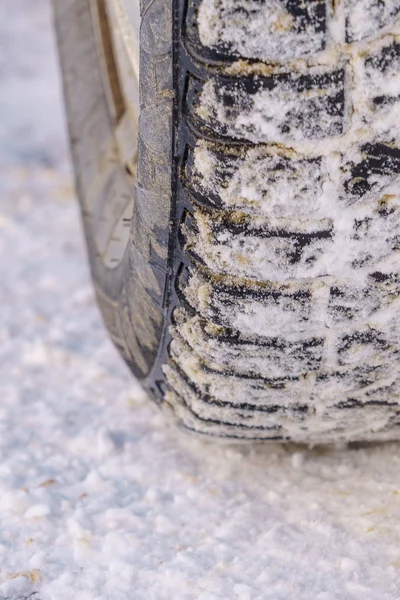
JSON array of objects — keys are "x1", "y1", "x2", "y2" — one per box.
[{"x1": 55, "y1": 0, "x2": 400, "y2": 443}]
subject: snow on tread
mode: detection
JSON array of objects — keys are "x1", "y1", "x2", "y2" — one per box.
[{"x1": 163, "y1": 0, "x2": 400, "y2": 442}]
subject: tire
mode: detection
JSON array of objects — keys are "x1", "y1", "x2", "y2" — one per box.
[{"x1": 54, "y1": 0, "x2": 400, "y2": 444}]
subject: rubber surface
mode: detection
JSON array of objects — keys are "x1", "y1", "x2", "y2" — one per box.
[{"x1": 55, "y1": 0, "x2": 400, "y2": 443}]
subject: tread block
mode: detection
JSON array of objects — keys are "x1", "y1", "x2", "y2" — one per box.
[
  {"x1": 342, "y1": 143, "x2": 400, "y2": 203},
  {"x1": 365, "y1": 41, "x2": 400, "y2": 72},
  {"x1": 345, "y1": 0, "x2": 400, "y2": 43},
  {"x1": 349, "y1": 195, "x2": 400, "y2": 269},
  {"x1": 184, "y1": 208, "x2": 335, "y2": 282},
  {"x1": 164, "y1": 362, "x2": 308, "y2": 428},
  {"x1": 364, "y1": 42, "x2": 400, "y2": 114},
  {"x1": 188, "y1": 141, "x2": 325, "y2": 216},
  {"x1": 327, "y1": 271, "x2": 400, "y2": 324},
  {"x1": 165, "y1": 388, "x2": 288, "y2": 440},
  {"x1": 180, "y1": 269, "x2": 314, "y2": 338},
  {"x1": 194, "y1": 0, "x2": 327, "y2": 61},
  {"x1": 168, "y1": 334, "x2": 311, "y2": 405},
  {"x1": 336, "y1": 325, "x2": 398, "y2": 367},
  {"x1": 174, "y1": 311, "x2": 325, "y2": 378},
  {"x1": 188, "y1": 69, "x2": 346, "y2": 143}
]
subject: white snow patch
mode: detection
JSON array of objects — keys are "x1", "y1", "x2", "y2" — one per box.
[{"x1": 24, "y1": 504, "x2": 51, "y2": 519}]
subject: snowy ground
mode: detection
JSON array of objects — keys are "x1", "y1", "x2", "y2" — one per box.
[{"x1": 1, "y1": 1, "x2": 400, "y2": 599}]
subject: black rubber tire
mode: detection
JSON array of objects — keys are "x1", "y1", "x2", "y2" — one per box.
[{"x1": 55, "y1": 0, "x2": 400, "y2": 443}]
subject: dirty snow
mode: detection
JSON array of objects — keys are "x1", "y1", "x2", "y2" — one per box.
[
  {"x1": 197, "y1": 0, "x2": 326, "y2": 61},
  {"x1": 1, "y1": 0, "x2": 400, "y2": 598}
]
